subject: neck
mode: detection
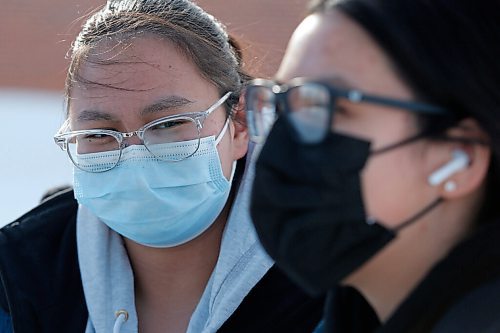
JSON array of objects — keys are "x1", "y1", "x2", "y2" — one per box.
[
  {"x1": 345, "y1": 232, "x2": 440, "y2": 322},
  {"x1": 344, "y1": 198, "x2": 477, "y2": 323},
  {"x1": 124, "y1": 202, "x2": 230, "y2": 332}
]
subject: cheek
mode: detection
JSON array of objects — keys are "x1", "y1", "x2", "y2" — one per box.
[{"x1": 361, "y1": 147, "x2": 429, "y2": 227}]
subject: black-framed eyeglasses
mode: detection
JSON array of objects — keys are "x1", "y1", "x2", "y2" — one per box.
[{"x1": 245, "y1": 78, "x2": 452, "y2": 144}]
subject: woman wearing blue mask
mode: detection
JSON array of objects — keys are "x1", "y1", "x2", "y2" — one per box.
[
  {"x1": 247, "y1": 0, "x2": 500, "y2": 332},
  {"x1": 0, "y1": 1, "x2": 323, "y2": 332}
]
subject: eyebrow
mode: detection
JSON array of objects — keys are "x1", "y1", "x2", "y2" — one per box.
[
  {"x1": 76, "y1": 110, "x2": 116, "y2": 122},
  {"x1": 140, "y1": 96, "x2": 193, "y2": 116},
  {"x1": 75, "y1": 95, "x2": 194, "y2": 122}
]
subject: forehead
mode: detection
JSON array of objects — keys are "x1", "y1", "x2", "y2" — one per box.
[
  {"x1": 68, "y1": 36, "x2": 215, "y2": 115},
  {"x1": 276, "y1": 10, "x2": 413, "y2": 100},
  {"x1": 75, "y1": 36, "x2": 195, "y2": 90}
]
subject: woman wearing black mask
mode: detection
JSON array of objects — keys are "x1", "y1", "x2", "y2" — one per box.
[{"x1": 247, "y1": 0, "x2": 500, "y2": 331}]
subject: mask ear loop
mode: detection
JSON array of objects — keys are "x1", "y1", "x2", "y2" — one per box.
[
  {"x1": 366, "y1": 124, "x2": 478, "y2": 233},
  {"x1": 229, "y1": 160, "x2": 238, "y2": 182},
  {"x1": 213, "y1": 116, "x2": 238, "y2": 183},
  {"x1": 367, "y1": 131, "x2": 445, "y2": 233},
  {"x1": 215, "y1": 117, "x2": 231, "y2": 145},
  {"x1": 390, "y1": 197, "x2": 444, "y2": 233},
  {"x1": 366, "y1": 131, "x2": 444, "y2": 233},
  {"x1": 370, "y1": 132, "x2": 427, "y2": 155}
]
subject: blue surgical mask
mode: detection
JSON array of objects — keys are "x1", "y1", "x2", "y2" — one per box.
[{"x1": 73, "y1": 120, "x2": 235, "y2": 247}]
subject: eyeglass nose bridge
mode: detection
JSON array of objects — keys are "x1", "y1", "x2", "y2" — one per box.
[
  {"x1": 266, "y1": 88, "x2": 287, "y2": 116},
  {"x1": 193, "y1": 114, "x2": 207, "y2": 130},
  {"x1": 120, "y1": 129, "x2": 145, "y2": 148}
]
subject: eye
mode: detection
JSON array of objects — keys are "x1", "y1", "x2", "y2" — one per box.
[
  {"x1": 334, "y1": 98, "x2": 355, "y2": 117},
  {"x1": 83, "y1": 133, "x2": 107, "y2": 139},
  {"x1": 79, "y1": 133, "x2": 116, "y2": 145},
  {"x1": 143, "y1": 117, "x2": 199, "y2": 144},
  {"x1": 150, "y1": 119, "x2": 188, "y2": 130}
]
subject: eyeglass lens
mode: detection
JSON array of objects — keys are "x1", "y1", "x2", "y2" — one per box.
[
  {"x1": 247, "y1": 83, "x2": 332, "y2": 144},
  {"x1": 67, "y1": 117, "x2": 201, "y2": 172},
  {"x1": 246, "y1": 87, "x2": 277, "y2": 143}
]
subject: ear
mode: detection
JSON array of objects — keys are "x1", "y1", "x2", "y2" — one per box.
[
  {"x1": 434, "y1": 118, "x2": 491, "y2": 199},
  {"x1": 230, "y1": 93, "x2": 249, "y2": 160}
]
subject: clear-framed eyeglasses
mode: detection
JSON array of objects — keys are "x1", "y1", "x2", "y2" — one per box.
[
  {"x1": 245, "y1": 78, "x2": 452, "y2": 144},
  {"x1": 54, "y1": 91, "x2": 232, "y2": 173}
]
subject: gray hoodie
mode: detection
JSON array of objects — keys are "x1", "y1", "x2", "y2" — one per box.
[{"x1": 77, "y1": 145, "x2": 273, "y2": 333}]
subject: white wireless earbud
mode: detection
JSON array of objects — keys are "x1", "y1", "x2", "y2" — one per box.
[{"x1": 428, "y1": 149, "x2": 470, "y2": 186}]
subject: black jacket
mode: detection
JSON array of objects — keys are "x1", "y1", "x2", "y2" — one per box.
[
  {"x1": 0, "y1": 190, "x2": 323, "y2": 333},
  {"x1": 323, "y1": 221, "x2": 500, "y2": 332}
]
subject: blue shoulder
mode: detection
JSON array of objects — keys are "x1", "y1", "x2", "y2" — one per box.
[
  {"x1": 0, "y1": 306, "x2": 12, "y2": 333},
  {"x1": 432, "y1": 278, "x2": 500, "y2": 332},
  {"x1": 312, "y1": 320, "x2": 325, "y2": 333}
]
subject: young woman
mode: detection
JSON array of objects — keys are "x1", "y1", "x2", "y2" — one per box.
[
  {"x1": 0, "y1": 1, "x2": 323, "y2": 332},
  {"x1": 246, "y1": 0, "x2": 500, "y2": 331}
]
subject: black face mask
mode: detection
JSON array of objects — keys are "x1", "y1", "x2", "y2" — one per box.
[{"x1": 250, "y1": 116, "x2": 432, "y2": 296}]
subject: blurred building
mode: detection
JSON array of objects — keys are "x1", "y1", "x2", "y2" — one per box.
[
  {"x1": 0, "y1": 0, "x2": 306, "y2": 224},
  {"x1": 0, "y1": 0, "x2": 306, "y2": 90}
]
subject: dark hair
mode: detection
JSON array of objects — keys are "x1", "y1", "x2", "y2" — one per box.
[
  {"x1": 66, "y1": 0, "x2": 250, "y2": 115},
  {"x1": 308, "y1": 0, "x2": 500, "y2": 221}
]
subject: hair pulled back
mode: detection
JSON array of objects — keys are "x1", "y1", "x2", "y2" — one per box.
[{"x1": 66, "y1": 0, "x2": 249, "y2": 111}]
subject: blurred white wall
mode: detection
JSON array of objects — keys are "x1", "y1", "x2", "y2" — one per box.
[{"x1": 0, "y1": 90, "x2": 73, "y2": 226}]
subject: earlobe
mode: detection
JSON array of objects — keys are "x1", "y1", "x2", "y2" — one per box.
[
  {"x1": 440, "y1": 143, "x2": 490, "y2": 199},
  {"x1": 444, "y1": 180, "x2": 457, "y2": 193},
  {"x1": 429, "y1": 118, "x2": 491, "y2": 199},
  {"x1": 230, "y1": 96, "x2": 249, "y2": 160},
  {"x1": 434, "y1": 119, "x2": 491, "y2": 199},
  {"x1": 231, "y1": 119, "x2": 249, "y2": 160}
]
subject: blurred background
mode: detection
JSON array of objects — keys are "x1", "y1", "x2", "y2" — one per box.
[{"x1": 0, "y1": 0, "x2": 306, "y2": 226}]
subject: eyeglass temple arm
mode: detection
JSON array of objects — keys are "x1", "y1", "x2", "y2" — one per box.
[
  {"x1": 344, "y1": 90, "x2": 450, "y2": 115},
  {"x1": 54, "y1": 119, "x2": 71, "y2": 150},
  {"x1": 204, "y1": 92, "x2": 233, "y2": 117}
]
